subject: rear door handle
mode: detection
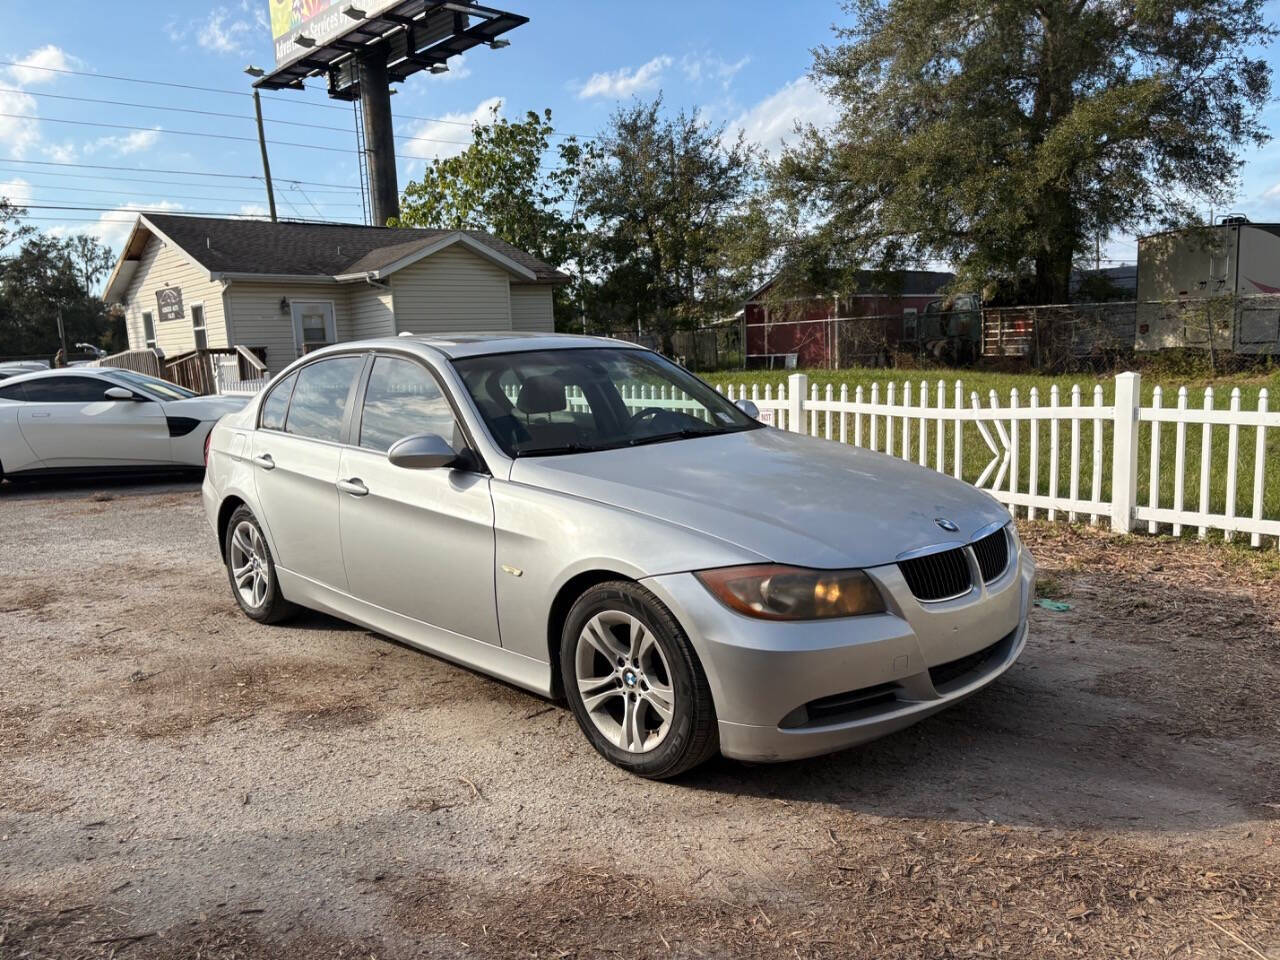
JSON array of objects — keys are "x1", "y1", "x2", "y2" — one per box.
[
  {"x1": 252, "y1": 453, "x2": 275, "y2": 470},
  {"x1": 30, "y1": 412, "x2": 50, "y2": 418},
  {"x1": 336, "y1": 478, "x2": 368, "y2": 497}
]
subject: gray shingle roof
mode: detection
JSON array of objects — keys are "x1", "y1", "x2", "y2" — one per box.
[{"x1": 141, "y1": 214, "x2": 569, "y2": 284}]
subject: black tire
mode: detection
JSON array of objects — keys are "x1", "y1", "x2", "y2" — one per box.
[
  {"x1": 223, "y1": 505, "x2": 298, "y2": 624},
  {"x1": 561, "y1": 581, "x2": 718, "y2": 779}
]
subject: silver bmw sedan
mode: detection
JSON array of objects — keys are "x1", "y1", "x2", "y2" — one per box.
[{"x1": 202, "y1": 333, "x2": 1034, "y2": 779}]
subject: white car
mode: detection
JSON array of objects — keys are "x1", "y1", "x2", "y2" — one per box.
[
  {"x1": 0, "y1": 361, "x2": 51, "y2": 380},
  {"x1": 0, "y1": 368, "x2": 248, "y2": 481}
]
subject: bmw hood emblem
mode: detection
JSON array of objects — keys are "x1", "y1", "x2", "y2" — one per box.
[{"x1": 934, "y1": 517, "x2": 959, "y2": 532}]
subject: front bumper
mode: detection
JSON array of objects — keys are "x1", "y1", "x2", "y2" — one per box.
[{"x1": 643, "y1": 535, "x2": 1035, "y2": 763}]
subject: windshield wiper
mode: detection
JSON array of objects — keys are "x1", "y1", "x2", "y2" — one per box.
[
  {"x1": 625, "y1": 427, "x2": 722, "y2": 447},
  {"x1": 512, "y1": 442, "x2": 596, "y2": 458}
]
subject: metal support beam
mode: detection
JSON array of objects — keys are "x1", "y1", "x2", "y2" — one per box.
[{"x1": 358, "y1": 51, "x2": 399, "y2": 225}]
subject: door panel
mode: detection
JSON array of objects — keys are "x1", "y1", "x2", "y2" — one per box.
[
  {"x1": 17, "y1": 390, "x2": 170, "y2": 467},
  {"x1": 251, "y1": 355, "x2": 363, "y2": 590},
  {"x1": 251, "y1": 432, "x2": 346, "y2": 589},
  {"x1": 338, "y1": 447, "x2": 499, "y2": 645}
]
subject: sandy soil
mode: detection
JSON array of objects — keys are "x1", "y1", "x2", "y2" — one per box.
[{"x1": 1, "y1": 478, "x2": 1276, "y2": 959}]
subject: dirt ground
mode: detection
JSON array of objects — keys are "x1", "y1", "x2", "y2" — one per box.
[{"x1": 1, "y1": 477, "x2": 1276, "y2": 959}]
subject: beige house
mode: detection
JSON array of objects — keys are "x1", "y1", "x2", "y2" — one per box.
[{"x1": 103, "y1": 214, "x2": 568, "y2": 374}]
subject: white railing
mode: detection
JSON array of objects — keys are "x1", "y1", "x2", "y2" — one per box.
[
  {"x1": 212, "y1": 353, "x2": 269, "y2": 396},
  {"x1": 717, "y1": 372, "x2": 1279, "y2": 549}
]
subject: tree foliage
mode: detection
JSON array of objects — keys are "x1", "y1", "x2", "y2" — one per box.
[
  {"x1": 771, "y1": 0, "x2": 1275, "y2": 304},
  {"x1": 578, "y1": 98, "x2": 760, "y2": 350},
  {"x1": 0, "y1": 207, "x2": 121, "y2": 357},
  {"x1": 395, "y1": 107, "x2": 591, "y2": 325}
]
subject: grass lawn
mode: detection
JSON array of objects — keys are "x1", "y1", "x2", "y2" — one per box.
[{"x1": 700, "y1": 365, "x2": 1280, "y2": 543}]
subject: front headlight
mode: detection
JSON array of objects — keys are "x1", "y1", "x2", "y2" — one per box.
[{"x1": 694, "y1": 564, "x2": 886, "y2": 620}]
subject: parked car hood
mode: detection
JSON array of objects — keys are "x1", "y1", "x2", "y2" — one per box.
[
  {"x1": 163, "y1": 394, "x2": 250, "y2": 420},
  {"x1": 508, "y1": 427, "x2": 1011, "y2": 569}
]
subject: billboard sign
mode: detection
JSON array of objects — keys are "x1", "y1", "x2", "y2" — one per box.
[{"x1": 269, "y1": 0, "x2": 400, "y2": 68}]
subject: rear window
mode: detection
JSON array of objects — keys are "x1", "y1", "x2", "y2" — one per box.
[
  {"x1": 260, "y1": 372, "x2": 296, "y2": 432},
  {"x1": 284, "y1": 357, "x2": 363, "y2": 443}
]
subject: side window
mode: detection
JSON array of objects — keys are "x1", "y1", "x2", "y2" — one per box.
[
  {"x1": 359, "y1": 356, "x2": 458, "y2": 452},
  {"x1": 142, "y1": 311, "x2": 156, "y2": 348},
  {"x1": 0, "y1": 382, "x2": 27, "y2": 401},
  {"x1": 284, "y1": 356, "x2": 363, "y2": 443},
  {"x1": 21, "y1": 377, "x2": 114, "y2": 403},
  {"x1": 259, "y1": 372, "x2": 296, "y2": 432}
]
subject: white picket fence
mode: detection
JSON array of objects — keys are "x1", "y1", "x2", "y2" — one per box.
[{"x1": 717, "y1": 372, "x2": 1278, "y2": 549}]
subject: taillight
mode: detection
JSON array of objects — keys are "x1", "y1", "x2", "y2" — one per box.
[{"x1": 203, "y1": 428, "x2": 214, "y2": 467}]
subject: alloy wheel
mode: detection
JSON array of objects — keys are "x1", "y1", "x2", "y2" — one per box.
[
  {"x1": 573, "y1": 610, "x2": 675, "y2": 754},
  {"x1": 229, "y1": 520, "x2": 270, "y2": 610}
]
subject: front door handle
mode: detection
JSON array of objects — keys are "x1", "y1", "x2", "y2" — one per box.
[
  {"x1": 336, "y1": 478, "x2": 368, "y2": 497},
  {"x1": 252, "y1": 453, "x2": 275, "y2": 470},
  {"x1": 30, "y1": 412, "x2": 51, "y2": 418}
]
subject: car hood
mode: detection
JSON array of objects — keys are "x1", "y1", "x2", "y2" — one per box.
[
  {"x1": 163, "y1": 394, "x2": 250, "y2": 420},
  {"x1": 508, "y1": 427, "x2": 1010, "y2": 569}
]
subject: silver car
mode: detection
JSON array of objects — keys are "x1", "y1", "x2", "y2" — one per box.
[{"x1": 202, "y1": 334, "x2": 1034, "y2": 779}]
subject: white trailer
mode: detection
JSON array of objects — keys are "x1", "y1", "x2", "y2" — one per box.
[{"x1": 1135, "y1": 220, "x2": 1280, "y2": 355}]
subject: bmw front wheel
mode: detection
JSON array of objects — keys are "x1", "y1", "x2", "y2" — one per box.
[{"x1": 561, "y1": 581, "x2": 718, "y2": 779}]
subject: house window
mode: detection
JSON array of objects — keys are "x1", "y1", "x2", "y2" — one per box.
[
  {"x1": 191, "y1": 304, "x2": 208, "y2": 351},
  {"x1": 142, "y1": 311, "x2": 157, "y2": 348},
  {"x1": 291, "y1": 301, "x2": 336, "y2": 355},
  {"x1": 902, "y1": 308, "x2": 919, "y2": 342}
]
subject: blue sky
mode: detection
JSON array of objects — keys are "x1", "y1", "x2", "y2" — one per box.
[{"x1": 2, "y1": 0, "x2": 1278, "y2": 268}]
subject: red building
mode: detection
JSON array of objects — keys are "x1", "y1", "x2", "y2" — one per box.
[{"x1": 744, "y1": 270, "x2": 955, "y2": 368}]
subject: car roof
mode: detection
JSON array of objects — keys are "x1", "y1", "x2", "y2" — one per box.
[
  {"x1": 362, "y1": 331, "x2": 647, "y2": 360},
  {"x1": 0, "y1": 367, "x2": 117, "y2": 386}
]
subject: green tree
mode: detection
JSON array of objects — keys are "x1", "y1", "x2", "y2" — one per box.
[
  {"x1": 395, "y1": 107, "x2": 591, "y2": 327},
  {"x1": 0, "y1": 233, "x2": 116, "y2": 357},
  {"x1": 579, "y1": 98, "x2": 760, "y2": 352},
  {"x1": 771, "y1": 0, "x2": 1275, "y2": 304}
]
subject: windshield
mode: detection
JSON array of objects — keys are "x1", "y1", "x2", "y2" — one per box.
[
  {"x1": 107, "y1": 369, "x2": 198, "y2": 401},
  {"x1": 453, "y1": 347, "x2": 759, "y2": 458}
]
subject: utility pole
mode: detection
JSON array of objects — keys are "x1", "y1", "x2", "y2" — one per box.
[
  {"x1": 251, "y1": 89, "x2": 278, "y2": 222},
  {"x1": 358, "y1": 49, "x2": 399, "y2": 225}
]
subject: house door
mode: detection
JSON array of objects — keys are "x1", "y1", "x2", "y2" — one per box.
[{"x1": 292, "y1": 301, "x2": 336, "y2": 356}]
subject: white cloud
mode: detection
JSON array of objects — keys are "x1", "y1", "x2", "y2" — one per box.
[
  {"x1": 0, "y1": 91, "x2": 41, "y2": 159},
  {"x1": 0, "y1": 177, "x2": 34, "y2": 208},
  {"x1": 0, "y1": 45, "x2": 77, "y2": 159},
  {"x1": 46, "y1": 142, "x2": 78, "y2": 163},
  {"x1": 48, "y1": 202, "x2": 184, "y2": 252},
  {"x1": 400, "y1": 96, "x2": 503, "y2": 167},
  {"x1": 6, "y1": 45, "x2": 73, "y2": 86},
  {"x1": 1263, "y1": 181, "x2": 1280, "y2": 200},
  {"x1": 436, "y1": 54, "x2": 472, "y2": 82},
  {"x1": 85, "y1": 128, "x2": 162, "y2": 157},
  {"x1": 196, "y1": 7, "x2": 257, "y2": 55},
  {"x1": 577, "y1": 55, "x2": 672, "y2": 100},
  {"x1": 728, "y1": 75, "x2": 838, "y2": 156},
  {"x1": 235, "y1": 203, "x2": 269, "y2": 218},
  {"x1": 681, "y1": 54, "x2": 749, "y2": 89}
]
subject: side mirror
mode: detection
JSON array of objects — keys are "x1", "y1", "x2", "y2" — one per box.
[
  {"x1": 735, "y1": 399, "x2": 760, "y2": 420},
  {"x1": 104, "y1": 386, "x2": 137, "y2": 401},
  {"x1": 387, "y1": 433, "x2": 463, "y2": 470}
]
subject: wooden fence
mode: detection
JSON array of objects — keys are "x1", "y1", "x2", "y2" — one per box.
[{"x1": 713, "y1": 372, "x2": 1278, "y2": 549}]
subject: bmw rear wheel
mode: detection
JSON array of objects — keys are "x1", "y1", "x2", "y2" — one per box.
[
  {"x1": 224, "y1": 506, "x2": 297, "y2": 624},
  {"x1": 561, "y1": 581, "x2": 718, "y2": 779}
]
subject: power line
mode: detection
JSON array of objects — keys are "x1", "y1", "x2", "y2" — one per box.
[
  {"x1": 0, "y1": 59, "x2": 249, "y2": 97},
  {"x1": 0, "y1": 156, "x2": 362, "y2": 191},
  {"x1": 0, "y1": 109, "x2": 476, "y2": 153},
  {"x1": 17, "y1": 204, "x2": 357, "y2": 222},
  {"x1": 0, "y1": 164, "x2": 359, "y2": 196},
  {"x1": 0, "y1": 57, "x2": 592, "y2": 140},
  {"x1": 1, "y1": 87, "x2": 476, "y2": 145},
  {"x1": 14, "y1": 179, "x2": 362, "y2": 207}
]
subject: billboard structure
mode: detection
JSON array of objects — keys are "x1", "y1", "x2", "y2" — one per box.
[{"x1": 255, "y1": 1, "x2": 528, "y2": 225}]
